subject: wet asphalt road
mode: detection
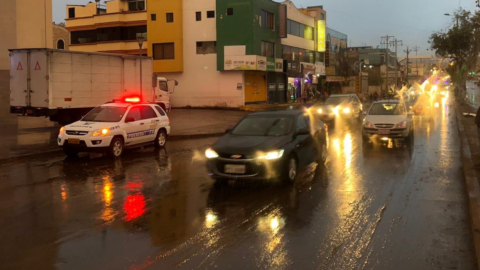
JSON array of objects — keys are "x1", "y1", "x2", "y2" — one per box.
[{"x1": 0, "y1": 101, "x2": 477, "y2": 270}]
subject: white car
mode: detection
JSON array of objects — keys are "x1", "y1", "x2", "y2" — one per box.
[
  {"x1": 362, "y1": 100, "x2": 414, "y2": 146},
  {"x1": 58, "y1": 98, "x2": 170, "y2": 158}
]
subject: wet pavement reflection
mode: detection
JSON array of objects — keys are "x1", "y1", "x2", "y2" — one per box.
[{"x1": 0, "y1": 100, "x2": 476, "y2": 270}]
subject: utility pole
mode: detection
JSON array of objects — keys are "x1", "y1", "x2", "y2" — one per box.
[
  {"x1": 381, "y1": 35, "x2": 395, "y2": 95},
  {"x1": 391, "y1": 39, "x2": 403, "y2": 89},
  {"x1": 412, "y1": 46, "x2": 419, "y2": 75},
  {"x1": 404, "y1": 46, "x2": 413, "y2": 84}
]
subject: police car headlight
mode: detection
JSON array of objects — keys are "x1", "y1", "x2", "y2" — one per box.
[
  {"x1": 59, "y1": 126, "x2": 65, "y2": 135},
  {"x1": 93, "y1": 128, "x2": 110, "y2": 137}
]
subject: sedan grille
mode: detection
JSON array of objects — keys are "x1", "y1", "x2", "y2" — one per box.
[
  {"x1": 66, "y1": 130, "x2": 89, "y2": 136},
  {"x1": 374, "y1": 124, "x2": 394, "y2": 129}
]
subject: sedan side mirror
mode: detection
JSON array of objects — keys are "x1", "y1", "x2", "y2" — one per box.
[{"x1": 125, "y1": 116, "x2": 135, "y2": 123}]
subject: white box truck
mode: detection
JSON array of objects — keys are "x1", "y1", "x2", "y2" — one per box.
[{"x1": 9, "y1": 49, "x2": 176, "y2": 125}]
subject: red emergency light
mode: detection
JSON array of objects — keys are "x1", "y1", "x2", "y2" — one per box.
[{"x1": 124, "y1": 97, "x2": 141, "y2": 103}]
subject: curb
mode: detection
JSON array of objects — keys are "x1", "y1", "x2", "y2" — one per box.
[
  {"x1": 0, "y1": 132, "x2": 223, "y2": 164},
  {"x1": 454, "y1": 104, "x2": 480, "y2": 268}
]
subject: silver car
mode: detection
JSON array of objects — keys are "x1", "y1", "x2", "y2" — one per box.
[{"x1": 362, "y1": 100, "x2": 414, "y2": 146}]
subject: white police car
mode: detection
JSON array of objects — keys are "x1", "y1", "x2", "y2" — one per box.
[{"x1": 58, "y1": 97, "x2": 170, "y2": 158}]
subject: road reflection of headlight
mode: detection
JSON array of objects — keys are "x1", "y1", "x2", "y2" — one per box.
[
  {"x1": 270, "y1": 217, "x2": 279, "y2": 230},
  {"x1": 205, "y1": 148, "x2": 219, "y2": 159},
  {"x1": 257, "y1": 150, "x2": 284, "y2": 160},
  {"x1": 343, "y1": 108, "x2": 351, "y2": 114},
  {"x1": 317, "y1": 108, "x2": 323, "y2": 114},
  {"x1": 205, "y1": 210, "x2": 218, "y2": 228}
]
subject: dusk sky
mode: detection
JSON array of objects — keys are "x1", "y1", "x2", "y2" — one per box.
[{"x1": 52, "y1": 0, "x2": 477, "y2": 57}]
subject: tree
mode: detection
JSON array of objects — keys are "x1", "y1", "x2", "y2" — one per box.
[{"x1": 429, "y1": 9, "x2": 480, "y2": 86}]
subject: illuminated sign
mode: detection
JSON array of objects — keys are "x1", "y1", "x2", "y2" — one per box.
[{"x1": 317, "y1": 20, "x2": 326, "y2": 52}]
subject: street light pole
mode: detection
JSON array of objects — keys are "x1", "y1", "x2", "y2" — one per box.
[{"x1": 137, "y1": 37, "x2": 144, "y2": 99}]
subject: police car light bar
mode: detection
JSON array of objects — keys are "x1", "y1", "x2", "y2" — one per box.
[{"x1": 124, "y1": 97, "x2": 141, "y2": 103}]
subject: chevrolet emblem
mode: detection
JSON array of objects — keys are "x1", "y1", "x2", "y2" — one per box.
[{"x1": 231, "y1": 155, "x2": 242, "y2": 159}]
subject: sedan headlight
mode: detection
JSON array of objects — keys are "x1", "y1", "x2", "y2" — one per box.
[
  {"x1": 205, "y1": 148, "x2": 219, "y2": 159},
  {"x1": 394, "y1": 120, "x2": 407, "y2": 128},
  {"x1": 332, "y1": 107, "x2": 339, "y2": 114},
  {"x1": 59, "y1": 126, "x2": 65, "y2": 135},
  {"x1": 93, "y1": 128, "x2": 110, "y2": 137},
  {"x1": 317, "y1": 108, "x2": 323, "y2": 114},
  {"x1": 257, "y1": 150, "x2": 284, "y2": 160},
  {"x1": 364, "y1": 121, "x2": 375, "y2": 128},
  {"x1": 343, "y1": 108, "x2": 351, "y2": 114}
]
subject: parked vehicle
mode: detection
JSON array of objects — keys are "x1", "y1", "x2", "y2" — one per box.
[
  {"x1": 312, "y1": 94, "x2": 363, "y2": 126},
  {"x1": 205, "y1": 110, "x2": 328, "y2": 184},
  {"x1": 362, "y1": 100, "x2": 414, "y2": 146},
  {"x1": 58, "y1": 98, "x2": 170, "y2": 158},
  {"x1": 9, "y1": 49, "x2": 177, "y2": 125}
]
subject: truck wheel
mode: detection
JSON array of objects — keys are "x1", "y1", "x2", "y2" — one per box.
[
  {"x1": 63, "y1": 149, "x2": 79, "y2": 158},
  {"x1": 155, "y1": 129, "x2": 167, "y2": 148},
  {"x1": 107, "y1": 137, "x2": 124, "y2": 158}
]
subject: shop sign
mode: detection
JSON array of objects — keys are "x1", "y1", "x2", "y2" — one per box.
[
  {"x1": 315, "y1": 62, "x2": 325, "y2": 76},
  {"x1": 275, "y1": 59, "x2": 284, "y2": 72},
  {"x1": 224, "y1": 55, "x2": 257, "y2": 70},
  {"x1": 317, "y1": 20, "x2": 326, "y2": 52},
  {"x1": 278, "y1": 83, "x2": 285, "y2": 91},
  {"x1": 326, "y1": 76, "x2": 346, "y2": 82},
  {"x1": 287, "y1": 61, "x2": 300, "y2": 73},
  {"x1": 301, "y1": 62, "x2": 316, "y2": 75},
  {"x1": 257, "y1": 56, "x2": 267, "y2": 71},
  {"x1": 266, "y1": 58, "x2": 276, "y2": 71},
  {"x1": 268, "y1": 83, "x2": 276, "y2": 91}
]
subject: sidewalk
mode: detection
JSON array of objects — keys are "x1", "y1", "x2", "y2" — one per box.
[
  {"x1": 455, "y1": 100, "x2": 480, "y2": 269},
  {"x1": 0, "y1": 109, "x2": 248, "y2": 161}
]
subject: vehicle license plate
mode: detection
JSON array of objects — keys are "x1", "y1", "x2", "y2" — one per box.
[
  {"x1": 378, "y1": 129, "x2": 390, "y2": 135},
  {"x1": 68, "y1": 138, "x2": 80, "y2": 144},
  {"x1": 225, "y1": 164, "x2": 246, "y2": 174}
]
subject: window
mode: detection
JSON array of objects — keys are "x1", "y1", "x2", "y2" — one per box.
[
  {"x1": 381, "y1": 55, "x2": 385, "y2": 64},
  {"x1": 296, "y1": 115, "x2": 309, "y2": 132},
  {"x1": 154, "y1": 106, "x2": 166, "y2": 116},
  {"x1": 68, "y1": 7, "x2": 75, "y2": 19},
  {"x1": 207, "y1": 11, "x2": 215, "y2": 18},
  {"x1": 282, "y1": 45, "x2": 292, "y2": 61},
  {"x1": 128, "y1": 0, "x2": 145, "y2": 11},
  {"x1": 287, "y1": 19, "x2": 313, "y2": 40},
  {"x1": 320, "y1": 13, "x2": 325, "y2": 20},
  {"x1": 261, "y1": 41, "x2": 275, "y2": 58},
  {"x1": 83, "y1": 107, "x2": 127, "y2": 122},
  {"x1": 126, "y1": 107, "x2": 141, "y2": 122},
  {"x1": 166, "y1": 13, "x2": 174, "y2": 23},
  {"x1": 57, "y1": 40, "x2": 65, "y2": 50},
  {"x1": 261, "y1": 10, "x2": 274, "y2": 30},
  {"x1": 151, "y1": 14, "x2": 156, "y2": 21},
  {"x1": 71, "y1": 26, "x2": 147, "y2": 44},
  {"x1": 140, "y1": 106, "x2": 157, "y2": 120},
  {"x1": 227, "y1": 8, "x2": 233, "y2": 16},
  {"x1": 196, "y1": 11, "x2": 201, "y2": 21},
  {"x1": 159, "y1": 81, "x2": 168, "y2": 92},
  {"x1": 232, "y1": 117, "x2": 293, "y2": 136},
  {"x1": 153, "y1": 43, "x2": 175, "y2": 60},
  {"x1": 196, "y1": 41, "x2": 217, "y2": 54}
]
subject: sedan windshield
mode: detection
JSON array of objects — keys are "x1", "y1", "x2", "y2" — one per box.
[
  {"x1": 324, "y1": 96, "x2": 351, "y2": 105},
  {"x1": 232, "y1": 117, "x2": 293, "y2": 136},
  {"x1": 82, "y1": 106, "x2": 128, "y2": 122},
  {"x1": 369, "y1": 103, "x2": 406, "y2": 115}
]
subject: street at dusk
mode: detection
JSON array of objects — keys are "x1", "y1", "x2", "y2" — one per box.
[{"x1": 2, "y1": 0, "x2": 480, "y2": 269}]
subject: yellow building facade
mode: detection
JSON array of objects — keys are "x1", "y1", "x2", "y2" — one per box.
[
  {"x1": 147, "y1": 0, "x2": 184, "y2": 73},
  {"x1": 65, "y1": 0, "x2": 148, "y2": 55}
]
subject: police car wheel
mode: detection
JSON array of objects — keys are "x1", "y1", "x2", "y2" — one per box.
[
  {"x1": 155, "y1": 130, "x2": 167, "y2": 148},
  {"x1": 108, "y1": 137, "x2": 124, "y2": 158}
]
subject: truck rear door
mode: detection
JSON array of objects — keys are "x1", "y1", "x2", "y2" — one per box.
[
  {"x1": 10, "y1": 51, "x2": 28, "y2": 107},
  {"x1": 29, "y1": 51, "x2": 49, "y2": 108}
]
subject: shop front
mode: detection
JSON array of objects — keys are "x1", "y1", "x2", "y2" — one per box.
[
  {"x1": 266, "y1": 58, "x2": 287, "y2": 104},
  {"x1": 301, "y1": 62, "x2": 316, "y2": 102},
  {"x1": 286, "y1": 60, "x2": 301, "y2": 103}
]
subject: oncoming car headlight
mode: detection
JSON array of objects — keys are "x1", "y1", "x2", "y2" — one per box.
[
  {"x1": 205, "y1": 148, "x2": 219, "y2": 159},
  {"x1": 59, "y1": 126, "x2": 65, "y2": 135},
  {"x1": 257, "y1": 150, "x2": 285, "y2": 160},
  {"x1": 343, "y1": 108, "x2": 351, "y2": 114},
  {"x1": 317, "y1": 108, "x2": 323, "y2": 114},
  {"x1": 93, "y1": 128, "x2": 110, "y2": 137},
  {"x1": 394, "y1": 120, "x2": 407, "y2": 128}
]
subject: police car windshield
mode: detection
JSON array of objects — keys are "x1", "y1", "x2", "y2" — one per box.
[{"x1": 83, "y1": 106, "x2": 127, "y2": 122}]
